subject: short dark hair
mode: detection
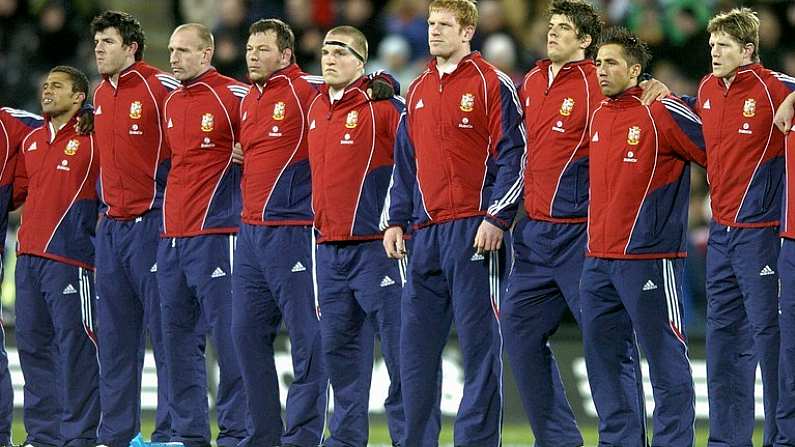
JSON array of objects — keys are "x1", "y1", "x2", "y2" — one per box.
[
  {"x1": 548, "y1": 0, "x2": 603, "y2": 58},
  {"x1": 50, "y1": 65, "x2": 89, "y2": 105},
  {"x1": 90, "y1": 10, "x2": 146, "y2": 61},
  {"x1": 598, "y1": 26, "x2": 652, "y2": 72},
  {"x1": 249, "y1": 19, "x2": 295, "y2": 63}
]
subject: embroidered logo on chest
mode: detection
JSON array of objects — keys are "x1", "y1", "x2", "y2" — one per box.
[
  {"x1": 64, "y1": 139, "x2": 79, "y2": 156},
  {"x1": 345, "y1": 111, "x2": 359, "y2": 129},
  {"x1": 129, "y1": 101, "x2": 142, "y2": 119},
  {"x1": 559, "y1": 97, "x2": 575, "y2": 116},
  {"x1": 273, "y1": 102, "x2": 286, "y2": 121},
  {"x1": 627, "y1": 126, "x2": 641, "y2": 146},
  {"x1": 743, "y1": 98, "x2": 756, "y2": 118},
  {"x1": 201, "y1": 113, "x2": 214, "y2": 132},
  {"x1": 460, "y1": 93, "x2": 475, "y2": 112}
]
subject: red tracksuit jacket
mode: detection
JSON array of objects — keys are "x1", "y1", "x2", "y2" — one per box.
[
  {"x1": 520, "y1": 58, "x2": 602, "y2": 223},
  {"x1": 239, "y1": 64, "x2": 322, "y2": 226},
  {"x1": 93, "y1": 61, "x2": 179, "y2": 220},
  {"x1": 381, "y1": 52, "x2": 526, "y2": 231},
  {"x1": 307, "y1": 76, "x2": 404, "y2": 242},
  {"x1": 587, "y1": 87, "x2": 706, "y2": 259},
  {"x1": 17, "y1": 115, "x2": 99, "y2": 269},
  {"x1": 0, "y1": 107, "x2": 41, "y2": 251},
  {"x1": 162, "y1": 68, "x2": 247, "y2": 237},
  {"x1": 694, "y1": 63, "x2": 795, "y2": 228}
]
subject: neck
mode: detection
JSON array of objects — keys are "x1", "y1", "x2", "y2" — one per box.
[
  {"x1": 436, "y1": 46, "x2": 470, "y2": 71},
  {"x1": 185, "y1": 66, "x2": 212, "y2": 83},
  {"x1": 110, "y1": 59, "x2": 136, "y2": 85},
  {"x1": 549, "y1": 53, "x2": 585, "y2": 79},
  {"x1": 722, "y1": 71, "x2": 738, "y2": 88},
  {"x1": 329, "y1": 74, "x2": 362, "y2": 97},
  {"x1": 50, "y1": 109, "x2": 77, "y2": 131}
]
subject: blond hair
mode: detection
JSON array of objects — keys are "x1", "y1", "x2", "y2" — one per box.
[
  {"x1": 326, "y1": 25, "x2": 369, "y2": 63},
  {"x1": 707, "y1": 7, "x2": 760, "y2": 62},
  {"x1": 429, "y1": 0, "x2": 479, "y2": 29}
]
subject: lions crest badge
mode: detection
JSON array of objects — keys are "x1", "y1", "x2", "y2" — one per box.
[
  {"x1": 64, "y1": 139, "x2": 79, "y2": 156},
  {"x1": 560, "y1": 98, "x2": 575, "y2": 116},
  {"x1": 743, "y1": 98, "x2": 756, "y2": 118},
  {"x1": 460, "y1": 93, "x2": 475, "y2": 112},
  {"x1": 627, "y1": 126, "x2": 641, "y2": 145},
  {"x1": 201, "y1": 113, "x2": 214, "y2": 132},
  {"x1": 273, "y1": 102, "x2": 286, "y2": 121},
  {"x1": 129, "y1": 101, "x2": 143, "y2": 119},
  {"x1": 345, "y1": 110, "x2": 358, "y2": 129}
]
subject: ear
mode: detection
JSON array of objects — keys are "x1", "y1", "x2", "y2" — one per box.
[
  {"x1": 126, "y1": 41, "x2": 139, "y2": 57},
  {"x1": 743, "y1": 42, "x2": 755, "y2": 59},
  {"x1": 579, "y1": 34, "x2": 592, "y2": 51},
  {"x1": 462, "y1": 24, "x2": 476, "y2": 42},
  {"x1": 629, "y1": 63, "x2": 642, "y2": 79},
  {"x1": 282, "y1": 47, "x2": 294, "y2": 65},
  {"x1": 73, "y1": 91, "x2": 86, "y2": 106}
]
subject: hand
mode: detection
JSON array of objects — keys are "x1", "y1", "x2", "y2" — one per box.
[
  {"x1": 638, "y1": 78, "x2": 670, "y2": 105},
  {"x1": 366, "y1": 77, "x2": 395, "y2": 101},
  {"x1": 774, "y1": 94, "x2": 795, "y2": 133},
  {"x1": 232, "y1": 142, "x2": 244, "y2": 165},
  {"x1": 473, "y1": 219, "x2": 503, "y2": 253},
  {"x1": 75, "y1": 107, "x2": 95, "y2": 135},
  {"x1": 383, "y1": 226, "x2": 406, "y2": 259}
]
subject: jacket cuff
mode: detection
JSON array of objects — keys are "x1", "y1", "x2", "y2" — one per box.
[{"x1": 484, "y1": 214, "x2": 510, "y2": 231}]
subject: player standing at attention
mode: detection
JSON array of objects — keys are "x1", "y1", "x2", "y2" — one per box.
[
  {"x1": 503, "y1": 1, "x2": 670, "y2": 445},
  {"x1": 307, "y1": 25, "x2": 407, "y2": 447},
  {"x1": 580, "y1": 28, "x2": 705, "y2": 446},
  {"x1": 381, "y1": 0, "x2": 526, "y2": 445},
  {"x1": 0, "y1": 104, "x2": 42, "y2": 447},
  {"x1": 773, "y1": 89, "x2": 795, "y2": 447},
  {"x1": 232, "y1": 18, "x2": 329, "y2": 447},
  {"x1": 158, "y1": 23, "x2": 249, "y2": 447},
  {"x1": 686, "y1": 8, "x2": 795, "y2": 446},
  {"x1": 15, "y1": 65, "x2": 101, "y2": 447},
  {"x1": 91, "y1": 11, "x2": 176, "y2": 447}
]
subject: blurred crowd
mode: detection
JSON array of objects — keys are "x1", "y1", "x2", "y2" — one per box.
[{"x1": 2, "y1": 0, "x2": 795, "y2": 332}]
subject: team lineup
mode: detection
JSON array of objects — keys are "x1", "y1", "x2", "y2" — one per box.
[{"x1": 0, "y1": 0, "x2": 794, "y2": 446}]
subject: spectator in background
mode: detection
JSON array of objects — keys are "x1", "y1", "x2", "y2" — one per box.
[
  {"x1": 367, "y1": 34, "x2": 420, "y2": 92},
  {"x1": 285, "y1": 0, "x2": 324, "y2": 72},
  {"x1": 481, "y1": 33, "x2": 520, "y2": 83},
  {"x1": 0, "y1": 0, "x2": 37, "y2": 109},
  {"x1": 212, "y1": 0, "x2": 249, "y2": 80},
  {"x1": 337, "y1": 0, "x2": 385, "y2": 56},
  {"x1": 31, "y1": 2, "x2": 82, "y2": 74},
  {"x1": 385, "y1": 0, "x2": 429, "y2": 62}
]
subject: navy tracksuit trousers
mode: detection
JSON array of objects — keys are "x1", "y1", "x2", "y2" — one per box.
[
  {"x1": 400, "y1": 217, "x2": 504, "y2": 447},
  {"x1": 705, "y1": 223, "x2": 780, "y2": 447},
  {"x1": 15, "y1": 255, "x2": 99, "y2": 447},
  {"x1": 231, "y1": 224, "x2": 328, "y2": 447},
  {"x1": 157, "y1": 234, "x2": 247, "y2": 447},
  {"x1": 580, "y1": 257, "x2": 694, "y2": 447},
  {"x1": 316, "y1": 240, "x2": 404, "y2": 447},
  {"x1": 0, "y1": 260, "x2": 12, "y2": 446},
  {"x1": 95, "y1": 212, "x2": 171, "y2": 447},
  {"x1": 778, "y1": 237, "x2": 795, "y2": 447}
]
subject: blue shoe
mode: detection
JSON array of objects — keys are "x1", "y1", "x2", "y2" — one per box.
[{"x1": 129, "y1": 434, "x2": 146, "y2": 447}]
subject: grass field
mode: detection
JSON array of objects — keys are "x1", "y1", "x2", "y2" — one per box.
[{"x1": 8, "y1": 419, "x2": 766, "y2": 446}]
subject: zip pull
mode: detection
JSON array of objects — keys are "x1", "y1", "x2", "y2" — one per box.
[{"x1": 172, "y1": 237, "x2": 176, "y2": 247}]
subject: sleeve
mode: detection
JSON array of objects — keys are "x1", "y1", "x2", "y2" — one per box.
[
  {"x1": 485, "y1": 71, "x2": 527, "y2": 230},
  {"x1": 12, "y1": 144, "x2": 28, "y2": 208},
  {"x1": 680, "y1": 95, "x2": 698, "y2": 112},
  {"x1": 379, "y1": 111, "x2": 416, "y2": 231},
  {"x1": 772, "y1": 71, "x2": 795, "y2": 95},
  {"x1": 658, "y1": 96, "x2": 707, "y2": 167}
]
